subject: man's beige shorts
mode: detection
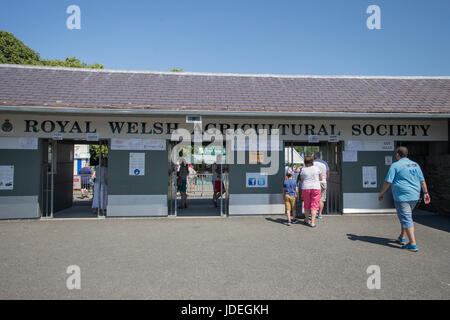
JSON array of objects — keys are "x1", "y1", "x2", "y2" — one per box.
[{"x1": 320, "y1": 183, "x2": 327, "y2": 202}]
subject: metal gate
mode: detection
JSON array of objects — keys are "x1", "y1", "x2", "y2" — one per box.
[
  {"x1": 40, "y1": 139, "x2": 55, "y2": 218},
  {"x1": 167, "y1": 141, "x2": 229, "y2": 216},
  {"x1": 321, "y1": 141, "x2": 343, "y2": 214}
]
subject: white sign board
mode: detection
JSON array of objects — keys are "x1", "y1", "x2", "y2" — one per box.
[
  {"x1": 385, "y1": 156, "x2": 393, "y2": 166},
  {"x1": 328, "y1": 135, "x2": 340, "y2": 143},
  {"x1": 0, "y1": 165, "x2": 14, "y2": 190},
  {"x1": 308, "y1": 135, "x2": 319, "y2": 143},
  {"x1": 343, "y1": 150, "x2": 358, "y2": 162},
  {"x1": 0, "y1": 137, "x2": 38, "y2": 150},
  {"x1": 52, "y1": 133, "x2": 63, "y2": 141},
  {"x1": 246, "y1": 172, "x2": 268, "y2": 188},
  {"x1": 143, "y1": 139, "x2": 166, "y2": 150},
  {"x1": 346, "y1": 140, "x2": 394, "y2": 151},
  {"x1": 86, "y1": 133, "x2": 99, "y2": 141},
  {"x1": 362, "y1": 166, "x2": 377, "y2": 188},
  {"x1": 129, "y1": 153, "x2": 145, "y2": 176},
  {"x1": 111, "y1": 138, "x2": 165, "y2": 150}
]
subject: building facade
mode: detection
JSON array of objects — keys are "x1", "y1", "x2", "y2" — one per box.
[{"x1": 0, "y1": 64, "x2": 449, "y2": 219}]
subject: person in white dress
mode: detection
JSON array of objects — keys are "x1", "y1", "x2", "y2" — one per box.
[{"x1": 92, "y1": 158, "x2": 108, "y2": 215}]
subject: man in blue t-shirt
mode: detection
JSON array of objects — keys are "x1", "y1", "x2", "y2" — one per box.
[
  {"x1": 283, "y1": 173, "x2": 299, "y2": 226},
  {"x1": 378, "y1": 146, "x2": 431, "y2": 252},
  {"x1": 79, "y1": 163, "x2": 93, "y2": 198}
]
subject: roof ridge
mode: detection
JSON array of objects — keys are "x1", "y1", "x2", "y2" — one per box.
[{"x1": 1, "y1": 63, "x2": 450, "y2": 79}]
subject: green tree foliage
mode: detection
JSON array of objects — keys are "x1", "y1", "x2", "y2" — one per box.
[
  {"x1": 170, "y1": 68, "x2": 183, "y2": 72},
  {"x1": 0, "y1": 30, "x2": 104, "y2": 69},
  {"x1": 89, "y1": 145, "x2": 108, "y2": 166},
  {"x1": 0, "y1": 30, "x2": 40, "y2": 64}
]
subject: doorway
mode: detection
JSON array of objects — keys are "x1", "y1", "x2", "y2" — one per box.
[
  {"x1": 39, "y1": 139, "x2": 109, "y2": 218},
  {"x1": 167, "y1": 142, "x2": 229, "y2": 217},
  {"x1": 284, "y1": 141, "x2": 343, "y2": 215}
]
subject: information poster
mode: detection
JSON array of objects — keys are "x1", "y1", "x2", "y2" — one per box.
[
  {"x1": 111, "y1": 138, "x2": 165, "y2": 150},
  {"x1": 362, "y1": 166, "x2": 377, "y2": 188},
  {"x1": 0, "y1": 165, "x2": 14, "y2": 190},
  {"x1": 18, "y1": 138, "x2": 38, "y2": 149},
  {"x1": 308, "y1": 135, "x2": 319, "y2": 143},
  {"x1": 129, "y1": 153, "x2": 145, "y2": 176},
  {"x1": 385, "y1": 156, "x2": 393, "y2": 166},
  {"x1": 347, "y1": 140, "x2": 394, "y2": 151},
  {"x1": 246, "y1": 172, "x2": 268, "y2": 188},
  {"x1": 343, "y1": 150, "x2": 358, "y2": 162}
]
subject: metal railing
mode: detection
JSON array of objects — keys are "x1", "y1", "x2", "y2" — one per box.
[{"x1": 187, "y1": 173, "x2": 214, "y2": 198}]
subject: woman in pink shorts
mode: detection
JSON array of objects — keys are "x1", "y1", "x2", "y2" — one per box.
[{"x1": 300, "y1": 156, "x2": 323, "y2": 228}]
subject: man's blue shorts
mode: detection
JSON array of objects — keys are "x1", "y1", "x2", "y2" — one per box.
[{"x1": 394, "y1": 200, "x2": 418, "y2": 228}]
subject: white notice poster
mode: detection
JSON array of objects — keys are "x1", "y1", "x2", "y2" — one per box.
[
  {"x1": 308, "y1": 135, "x2": 319, "y2": 143},
  {"x1": 385, "y1": 156, "x2": 393, "y2": 166},
  {"x1": 19, "y1": 137, "x2": 38, "y2": 149},
  {"x1": 346, "y1": 140, "x2": 364, "y2": 151},
  {"x1": 343, "y1": 151, "x2": 358, "y2": 162},
  {"x1": 111, "y1": 138, "x2": 130, "y2": 150},
  {"x1": 362, "y1": 166, "x2": 377, "y2": 188},
  {"x1": 129, "y1": 153, "x2": 145, "y2": 176},
  {"x1": 143, "y1": 139, "x2": 166, "y2": 150},
  {"x1": 0, "y1": 165, "x2": 14, "y2": 190}
]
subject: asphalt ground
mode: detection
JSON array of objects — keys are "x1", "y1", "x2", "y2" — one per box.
[{"x1": 0, "y1": 214, "x2": 449, "y2": 299}]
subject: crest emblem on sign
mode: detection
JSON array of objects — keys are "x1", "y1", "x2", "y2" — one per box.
[{"x1": 1, "y1": 119, "x2": 13, "y2": 132}]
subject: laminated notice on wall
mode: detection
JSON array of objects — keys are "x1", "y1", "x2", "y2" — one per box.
[
  {"x1": 18, "y1": 137, "x2": 38, "y2": 149},
  {"x1": 0, "y1": 165, "x2": 14, "y2": 190},
  {"x1": 111, "y1": 138, "x2": 165, "y2": 150},
  {"x1": 129, "y1": 153, "x2": 145, "y2": 176},
  {"x1": 343, "y1": 150, "x2": 358, "y2": 162},
  {"x1": 362, "y1": 166, "x2": 377, "y2": 188}
]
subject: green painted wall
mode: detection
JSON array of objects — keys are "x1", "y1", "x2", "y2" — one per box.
[
  {"x1": 0, "y1": 148, "x2": 41, "y2": 197},
  {"x1": 341, "y1": 151, "x2": 392, "y2": 194},
  {"x1": 228, "y1": 150, "x2": 285, "y2": 194},
  {"x1": 108, "y1": 147, "x2": 169, "y2": 195}
]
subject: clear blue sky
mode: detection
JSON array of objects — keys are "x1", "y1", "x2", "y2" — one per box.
[{"x1": 1, "y1": 0, "x2": 449, "y2": 75}]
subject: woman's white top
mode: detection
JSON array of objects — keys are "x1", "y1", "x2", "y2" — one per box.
[{"x1": 300, "y1": 166, "x2": 321, "y2": 190}]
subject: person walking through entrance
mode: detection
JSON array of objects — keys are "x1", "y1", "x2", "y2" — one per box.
[
  {"x1": 283, "y1": 173, "x2": 298, "y2": 226},
  {"x1": 79, "y1": 163, "x2": 93, "y2": 198},
  {"x1": 92, "y1": 158, "x2": 108, "y2": 216},
  {"x1": 378, "y1": 146, "x2": 431, "y2": 252},
  {"x1": 313, "y1": 152, "x2": 330, "y2": 219},
  {"x1": 177, "y1": 160, "x2": 188, "y2": 209},
  {"x1": 212, "y1": 154, "x2": 225, "y2": 208},
  {"x1": 300, "y1": 156, "x2": 322, "y2": 228}
]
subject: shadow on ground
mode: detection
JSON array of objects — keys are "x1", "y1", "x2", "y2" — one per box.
[
  {"x1": 413, "y1": 215, "x2": 450, "y2": 233},
  {"x1": 265, "y1": 217, "x2": 308, "y2": 226},
  {"x1": 346, "y1": 234, "x2": 401, "y2": 249}
]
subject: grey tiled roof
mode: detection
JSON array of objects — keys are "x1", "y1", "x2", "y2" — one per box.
[{"x1": 0, "y1": 64, "x2": 449, "y2": 114}]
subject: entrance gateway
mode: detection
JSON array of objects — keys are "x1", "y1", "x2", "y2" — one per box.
[
  {"x1": 40, "y1": 139, "x2": 108, "y2": 219},
  {"x1": 0, "y1": 114, "x2": 448, "y2": 219}
]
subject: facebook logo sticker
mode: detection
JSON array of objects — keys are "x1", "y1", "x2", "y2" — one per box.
[{"x1": 246, "y1": 173, "x2": 268, "y2": 188}]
